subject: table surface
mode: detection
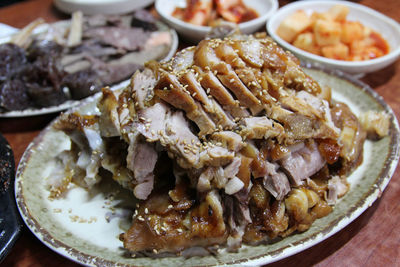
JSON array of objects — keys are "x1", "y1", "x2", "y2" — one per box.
[{"x1": 1, "y1": 0, "x2": 399, "y2": 266}]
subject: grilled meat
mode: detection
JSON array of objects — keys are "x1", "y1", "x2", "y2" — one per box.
[{"x1": 52, "y1": 34, "x2": 389, "y2": 255}]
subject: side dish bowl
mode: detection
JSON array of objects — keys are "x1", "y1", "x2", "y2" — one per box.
[
  {"x1": 267, "y1": 0, "x2": 400, "y2": 74},
  {"x1": 156, "y1": 0, "x2": 279, "y2": 43}
]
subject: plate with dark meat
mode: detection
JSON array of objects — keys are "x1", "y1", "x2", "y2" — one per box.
[
  {"x1": 14, "y1": 35, "x2": 399, "y2": 266},
  {"x1": 0, "y1": 133, "x2": 22, "y2": 262},
  {"x1": 0, "y1": 9, "x2": 178, "y2": 118}
]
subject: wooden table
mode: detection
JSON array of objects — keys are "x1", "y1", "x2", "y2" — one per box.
[{"x1": 1, "y1": 0, "x2": 399, "y2": 266}]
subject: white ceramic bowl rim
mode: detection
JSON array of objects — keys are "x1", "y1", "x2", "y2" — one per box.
[
  {"x1": 156, "y1": 0, "x2": 279, "y2": 32},
  {"x1": 267, "y1": 0, "x2": 400, "y2": 67}
]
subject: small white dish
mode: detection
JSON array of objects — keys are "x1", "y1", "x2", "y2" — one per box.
[
  {"x1": 156, "y1": 0, "x2": 279, "y2": 43},
  {"x1": 54, "y1": 0, "x2": 154, "y2": 15},
  {"x1": 267, "y1": 0, "x2": 400, "y2": 75}
]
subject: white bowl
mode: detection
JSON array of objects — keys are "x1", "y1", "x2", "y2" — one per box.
[
  {"x1": 267, "y1": 0, "x2": 400, "y2": 75},
  {"x1": 54, "y1": 0, "x2": 154, "y2": 15},
  {"x1": 155, "y1": 0, "x2": 279, "y2": 43}
]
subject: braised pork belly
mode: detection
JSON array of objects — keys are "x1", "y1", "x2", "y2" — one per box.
[{"x1": 51, "y1": 34, "x2": 389, "y2": 255}]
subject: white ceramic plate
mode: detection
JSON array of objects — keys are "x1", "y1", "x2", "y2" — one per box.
[
  {"x1": 0, "y1": 20, "x2": 178, "y2": 118},
  {"x1": 54, "y1": 0, "x2": 154, "y2": 15},
  {"x1": 267, "y1": 0, "x2": 400, "y2": 75},
  {"x1": 14, "y1": 67, "x2": 400, "y2": 266}
]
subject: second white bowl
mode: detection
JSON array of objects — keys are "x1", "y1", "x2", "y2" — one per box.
[{"x1": 267, "y1": 0, "x2": 400, "y2": 75}]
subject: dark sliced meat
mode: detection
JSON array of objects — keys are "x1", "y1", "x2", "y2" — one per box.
[
  {"x1": 131, "y1": 9, "x2": 158, "y2": 31},
  {"x1": 62, "y1": 69, "x2": 103, "y2": 100},
  {"x1": 0, "y1": 43, "x2": 27, "y2": 81},
  {"x1": 83, "y1": 27, "x2": 150, "y2": 51},
  {"x1": 98, "y1": 62, "x2": 142, "y2": 85},
  {"x1": 26, "y1": 39, "x2": 64, "y2": 61},
  {"x1": 27, "y1": 84, "x2": 67, "y2": 107},
  {"x1": 21, "y1": 40, "x2": 67, "y2": 107},
  {"x1": 0, "y1": 80, "x2": 32, "y2": 111}
]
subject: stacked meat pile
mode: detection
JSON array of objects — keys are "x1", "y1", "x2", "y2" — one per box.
[{"x1": 52, "y1": 34, "x2": 389, "y2": 255}]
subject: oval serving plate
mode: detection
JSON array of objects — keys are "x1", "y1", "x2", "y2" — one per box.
[
  {"x1": 15, "y1": 67, "x2": 400, "y2": 266},
  {"x1": 0, "y1": 20, "x2": 178, "y2": 118}
]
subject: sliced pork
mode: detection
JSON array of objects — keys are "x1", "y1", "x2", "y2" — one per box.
[{"x1": 52, "y1": 34, "x2": 388, "y2": 256}]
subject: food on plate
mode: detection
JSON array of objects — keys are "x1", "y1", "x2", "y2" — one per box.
[
  {"x1": 276, "y1": 4, "x2": 390, "y2": 61},
  {"x1": 49, "y1": 34, "x2": 389, "y2": 255},
  {"x1": 0, "y1": 10, "x2": 173, "y2": 112},
  {"x1": 172, "y1": 0, "x2": 259, "y2": 26}
]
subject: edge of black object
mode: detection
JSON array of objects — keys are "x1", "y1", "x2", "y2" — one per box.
[
  {"x1": 0, "y1": 0, "x2": 25, "y2": 8},
  {"x1": 0, "y1": 133, "x2": 22, "y2": 262}
]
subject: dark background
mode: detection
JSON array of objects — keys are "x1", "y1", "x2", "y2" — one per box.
[{"x1": 0, "y1": 0, "x2": 25, "y2": 8}]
